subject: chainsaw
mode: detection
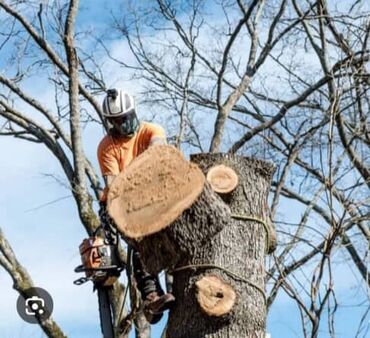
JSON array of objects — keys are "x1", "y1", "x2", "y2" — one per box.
[
  {"x1": 74, "y1": 235, "x2": 122, "y2": 286},
  {"x1": 74, "y1": 218, "x2": 124, "y2": 338}
]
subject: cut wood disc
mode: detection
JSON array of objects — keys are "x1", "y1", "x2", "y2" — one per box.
[
  {"x1": 107, "y1": 145, "x2": 205, "y2": 239},
  {"x1": 206, "y1": 165, "x2": 239, "y2": 194},
  {"x1": 195, "y1": 275, "x2": 236, "y2": 317}
]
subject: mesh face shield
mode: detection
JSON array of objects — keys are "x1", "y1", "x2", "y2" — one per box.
[{"x1": 106, "y1": 110, "x2": 139, "y2": 137}]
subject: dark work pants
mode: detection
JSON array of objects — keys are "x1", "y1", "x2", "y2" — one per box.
[
  {"x1": 100, "y1": 201, "x2": 167, "y2": 299},
  {"x1": 132, "y1": 250, "x2": 164, "y2": 299}
]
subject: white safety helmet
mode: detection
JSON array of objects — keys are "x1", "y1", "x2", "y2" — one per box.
[{"x1": 102, "y1": 88, "x2": 139, "y2": 136}]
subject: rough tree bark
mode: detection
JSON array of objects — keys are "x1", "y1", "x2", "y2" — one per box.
[
  {"x1": 108, "y1": 146, "x2": 275, "y2": 338},
  {"x1": 108, "y1": 146, "x2": 230, "y2": 274},
  {"x1": 164, "y1": 154, "x2": 275, "y2": 338}
]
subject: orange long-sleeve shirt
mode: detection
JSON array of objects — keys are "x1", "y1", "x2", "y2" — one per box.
[{"x1": 97, "y1": 121, "x2": 166, "y2": 201}]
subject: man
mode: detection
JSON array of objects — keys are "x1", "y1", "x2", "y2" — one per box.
[{"x1": 97, "y1": 88, "x2": 175, "y2": 324}]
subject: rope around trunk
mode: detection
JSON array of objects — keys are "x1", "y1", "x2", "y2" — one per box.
[
  {"x1": 170, "y1": 214, "x2": 271, "y2": 305},
  {"x1": 230, "y1": 213, "x2": 271, "y2": 253},
  {"x1": 171, "y1": 263, "x2": 266, "y2": 305}
]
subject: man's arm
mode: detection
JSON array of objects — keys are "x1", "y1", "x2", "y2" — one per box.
[
  {"x1": 103, "y1": 137, "x2": 163, "y2": 193},
  {"x1": 98, "y1": 138, "x2": 120, "y2": 194}
]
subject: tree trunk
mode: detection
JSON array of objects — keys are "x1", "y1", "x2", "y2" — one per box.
[
  {"x1": 165, "y1": 153, "x2": 275, "y2": 338},
  {"x1": 108, "y1": 146, "x2": 230, "y2": 274},
  {"x1": 108, "y1": 147, "x2": 275, "y2": 337}
]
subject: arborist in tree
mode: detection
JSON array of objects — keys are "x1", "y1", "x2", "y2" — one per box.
[{"x1": 97, "y1": 88, "x2": 176, "y2": 324}]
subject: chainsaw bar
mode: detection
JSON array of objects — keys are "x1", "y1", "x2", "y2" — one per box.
[
  {"x1": 98, "y1": 287, "x2": 114, "y2": 338},
  {"x1": 74, "y1": 209, "x2": 123, "y2": 338}
]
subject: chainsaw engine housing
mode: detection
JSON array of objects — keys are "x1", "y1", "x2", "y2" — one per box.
[{"x1": 75, "y1": 236, "x2": 121, "y2": 286}]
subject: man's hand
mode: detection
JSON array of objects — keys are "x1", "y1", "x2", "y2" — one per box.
[
  {"x1": 103, "y1": 175, "x2": 117, "y2": 188},
  {"x1": 149, "y1": 136, "x2": 166, "y2": 146}
]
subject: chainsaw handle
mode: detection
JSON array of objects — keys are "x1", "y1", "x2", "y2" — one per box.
[
  {"x1": 75, "y1": 264, "x2": 123, "y2": 273},
  {"x1": 73, "y1": 276, "x2": 91, "y2": 285},
  {"x1": 74, "y1": 264, "x2": 85, "y2": 273}
]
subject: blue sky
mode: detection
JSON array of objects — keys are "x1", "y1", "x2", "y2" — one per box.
[{"x1": 0, "y1": 1, "x2": 369, "y2": 338}]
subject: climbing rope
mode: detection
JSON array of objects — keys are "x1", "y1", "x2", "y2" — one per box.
[
  {"x1": 170, "y1": 214, "x2": 273, "y2": 305},
  {"x1": 171, "y1": 263, "x2": 267, "y2": 305},
  {"x1": 120, "y1": 214, "x2": 271, "y2": 329},
  {"x1": 115, "y1": 247, "x2": 131, "y2": 332},
  {"x1": 230, "y1": 213, "x2": 271, "y2": 254}
]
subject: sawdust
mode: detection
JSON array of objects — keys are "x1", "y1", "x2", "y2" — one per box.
[{"x1": 107, "y1": 145, "x2": 205, "y2": 239}]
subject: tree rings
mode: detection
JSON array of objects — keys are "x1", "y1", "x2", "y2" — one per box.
[
  {"x1": 206, "y1": 165, "x2": 239, "y2": 194},
  {"x1": 107, "y1": 145, "x2": 205, "y2": 239},
  {"x1": 195, "y1": 275, "x2": 236, "y2": 317}
]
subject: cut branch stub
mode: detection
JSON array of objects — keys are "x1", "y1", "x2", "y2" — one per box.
[
  {"x1": 195, "y1": 275, "x2": 236, "y2": 317},
  {"x1": 108, "y1": 145, "x2": 205, "y2": 239},
  {"x1": 206, "y1": 164, "x2": 239, "y2": 194}
]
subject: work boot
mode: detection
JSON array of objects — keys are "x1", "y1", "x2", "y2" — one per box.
[{"x1": 143, "y1": 292, "x2": 176, "y2": 324}]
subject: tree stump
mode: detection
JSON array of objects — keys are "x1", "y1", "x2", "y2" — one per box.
[
  {"x1": 107, "y1": 145, "x2": 230, "y2": 274},
  {"x1": 166, "y1": 153, "x2": 275, "y2": 338}
]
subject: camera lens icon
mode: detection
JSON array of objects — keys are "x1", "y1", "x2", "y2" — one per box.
[
  {"x1": 17, "y1": 287, "x2": 53, "y2": 324},
  {"x1": 25, "y1": 296, "x2": 45, "y2": 316}
]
